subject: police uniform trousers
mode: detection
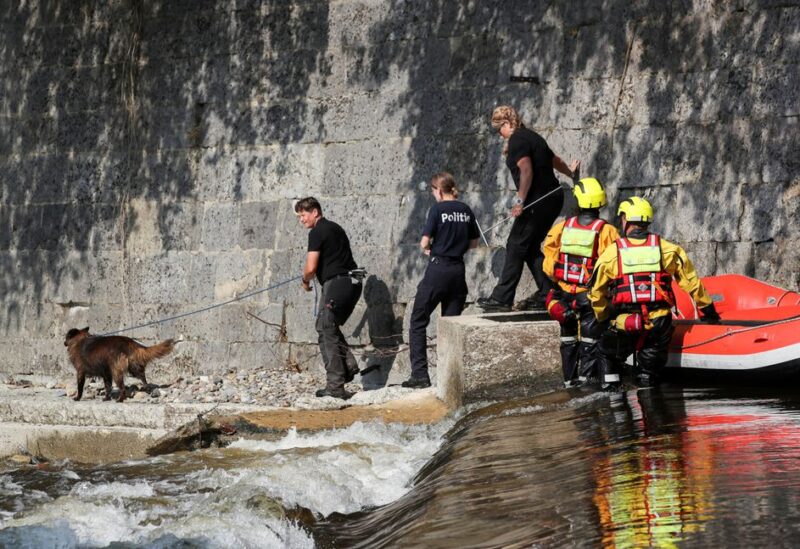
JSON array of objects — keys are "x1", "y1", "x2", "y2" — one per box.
[
  {"x1": 552, "y1": 290, "x2": 606, "y2": 382},
  {"x1": 316, "y1": 276, "x2": 363, "y2": 392},
  {"x1": 598, "y1": 314, "x2": 675, "y2": 384},
  {"x1": 490, "y1": 192, "x2": 563, "y2": 306},
  {"x1": 409, "y1": 257, "x2": 468, "y2": 381}
]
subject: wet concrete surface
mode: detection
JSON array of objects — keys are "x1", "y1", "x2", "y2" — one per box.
[{"x1": 0, "y1": 380, "x2": 446, "y2": 463}]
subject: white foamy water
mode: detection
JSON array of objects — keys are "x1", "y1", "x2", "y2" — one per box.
[
  {"x1": 0, "y1": 418, "x2": 454, "y2": 548},
  {"x1": 229, "y1": 420, "x2": 453, "y2": 516}
]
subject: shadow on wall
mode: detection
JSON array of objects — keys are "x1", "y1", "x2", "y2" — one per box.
[
  {"x1": 355, "y1": 0, "x2": 798, "y2": 292},
  {"x1": 0, "y1": 0, "x2": 331, "y2": 339},
  {"x1": 351, "y1": 275, "x2": 403, "y2": 389}
]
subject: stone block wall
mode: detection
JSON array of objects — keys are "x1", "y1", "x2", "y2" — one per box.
[{"x1": 1, "y1": 0, "x2": 797, "y2": 380}]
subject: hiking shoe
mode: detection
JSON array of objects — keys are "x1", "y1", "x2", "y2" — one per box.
[
  {"x1": 401, "y1": 377, "x2": 432, "y2": 389},
  {"x1": 477, "y1": 296, "x2": 512, "y2": 312},
  {"x1": 514, "y1": 290, "x2": 548, "y2": 311},
  {"x1": 315, "y1": 388, "x2": 353, "y2": 400}
]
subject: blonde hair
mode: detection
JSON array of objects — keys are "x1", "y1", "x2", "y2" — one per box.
[
  {"x1": 491, "y1": 105, "x2": 523, "y2": 131},
  {"x1": 431, "y1": 172, "x2": 458, "y2": 198}
]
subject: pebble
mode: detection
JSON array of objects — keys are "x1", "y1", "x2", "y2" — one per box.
[{"x1": 1, "y1": 365, "x2": 372, "y2": 408}]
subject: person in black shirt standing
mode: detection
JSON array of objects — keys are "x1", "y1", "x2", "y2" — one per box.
[
  {"x1": 477, "y1": 105, "x2": 580, "y2": 312},
  {"x1": 403, "y1": 172, "x2": 480, "y2": 388},
  {"x1": 296, "y1": 197, "x2": 362, "y2": 399}
]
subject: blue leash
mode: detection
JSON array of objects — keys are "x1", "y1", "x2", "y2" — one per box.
[{"x1": 101, "y1": 275, "x2": 304, "y2": 336}]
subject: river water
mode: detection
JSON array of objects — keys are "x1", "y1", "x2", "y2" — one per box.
[{"x1": 3, "y1": 385, "x2": 800, "y2": 547}]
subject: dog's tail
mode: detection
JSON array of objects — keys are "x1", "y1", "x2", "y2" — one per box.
[{"x1": 131, "y1": 339, "x2": 175, "y2": 365}]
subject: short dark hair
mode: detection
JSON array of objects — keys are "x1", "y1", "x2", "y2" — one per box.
[{"x1": 294, "y1": 197, "x2": 322, "y2": 214}]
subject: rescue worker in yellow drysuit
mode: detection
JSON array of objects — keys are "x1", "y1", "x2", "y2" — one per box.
[
  {"x1": 543, "y1": 178, "x2": 619, "y2": 387},
  {"x1": 590, "y1": 197, "x2": 720, "y2": 387}
]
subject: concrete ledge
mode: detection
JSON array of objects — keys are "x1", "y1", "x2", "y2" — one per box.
[
  {"x1": 231, "y1": 390, "x2": 447, "y2": 432},
  {"x1": 437, "y1": 311, "x2": 562, "y2": 409},
  {"x1": 0, "y1": 423, "x2": 168, "y2": 464},
  {"x1": 0, "y1": 386, "x2": 278, "y2": 462},
  {"x1": 0, "y1": 391, "x2": 266, "y2": 431},
  {"x1": 0, "y1": 385, "x2": 450, "y2": 463}
]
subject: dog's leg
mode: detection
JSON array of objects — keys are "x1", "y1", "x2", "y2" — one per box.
[
  {"x1": 113, "y1": 356, "x2": 127, "y2": 402},
  {"x1": 102, "y1": 372, "x2": 113, "y2": 401},
  {"x1": 135, "y1": 364, "x2": 149, "y2": 391},
  {"x1": 74, "y1": 371, "x2": 85, "y2": 401}
]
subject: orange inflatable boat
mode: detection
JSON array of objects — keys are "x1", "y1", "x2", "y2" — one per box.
[{"x1": 666, "y1": 274, "x2": 800, "y2": 378}]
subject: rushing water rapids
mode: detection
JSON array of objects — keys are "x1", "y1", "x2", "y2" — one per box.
[{"x1": 4, "y1": 386, "x2": 800, "y2": 547}]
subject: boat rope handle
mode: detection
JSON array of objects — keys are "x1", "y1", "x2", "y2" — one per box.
[
  {"x1": 100, "y1": 275, "x2": 304, "y2": 336},
  {"x1": 677, "y1": 313, "x2": 800, "y2": 350},
  {"x1": 776, "y1": 289, "x2": 800, "y2": 307}
]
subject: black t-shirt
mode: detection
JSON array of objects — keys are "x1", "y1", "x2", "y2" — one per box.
[
  {"x1": 307, "y1": 218, "x2": 357, "y2": 283},
  {"x1": 422, "y1": 200, "x2": 480, "y2": 259},
  {"x1": 505, "y1": 127, "x2": 560, "y2": 205}
]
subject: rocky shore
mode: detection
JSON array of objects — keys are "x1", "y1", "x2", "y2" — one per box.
[{"x1": 0, "y1": 368, "x2": 374, "y2": 408}]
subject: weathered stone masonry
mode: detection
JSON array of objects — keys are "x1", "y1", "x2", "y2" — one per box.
[{"x1": 1, "y1": 0, "x2": 797, "y2": 380}]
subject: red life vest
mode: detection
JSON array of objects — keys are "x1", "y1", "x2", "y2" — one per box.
[
  {"x1": 610, "y1": 234, "x2": 675, "y2": 308},
  {"x1": 553, "y1": 217, "x2": 606, "y2": 287}
]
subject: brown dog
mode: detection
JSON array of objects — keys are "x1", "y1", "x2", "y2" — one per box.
[{"x1": 64, "y1": 327, "x2": 175, "y2": 402}]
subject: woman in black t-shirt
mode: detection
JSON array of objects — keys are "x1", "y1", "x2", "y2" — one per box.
[
  {"x1": 477, "y1": 105, "x2": 580, "y2": 312},
  {"x1": 403, "y1": 172, "x2": 480, "y2": 388}
]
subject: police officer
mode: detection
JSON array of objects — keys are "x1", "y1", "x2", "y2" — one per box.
[
  {"x1": 296, "y1": 197, "x2": 363, "y2": 400},
  {"x1": 403, "y1": 172, "x2": 480, "y2": 388},
  {"x1": 589, "y1": 197, "x2": 721, "y2": 388},
  {"x1": 542, "y1": 178, "x2": 620, "y2": 387},
  {"x1": 477, "y1": 105, "x2": 580, "y2": 312}
]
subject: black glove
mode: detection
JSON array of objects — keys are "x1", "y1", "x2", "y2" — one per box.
[{"x1": 699, "y1": 303, "x2": 721, "y2": 323}]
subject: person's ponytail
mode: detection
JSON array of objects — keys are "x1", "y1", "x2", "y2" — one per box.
[{"x1": 431, "y1": 172, "x2": 458, "y2": 198}]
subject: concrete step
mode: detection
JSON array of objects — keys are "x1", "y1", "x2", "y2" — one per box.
[{"x1": 0, "y1": 385, "x2": 267, "y2": 431}]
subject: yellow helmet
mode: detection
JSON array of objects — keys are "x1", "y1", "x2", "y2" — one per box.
[
  {"x1": 617, "y1": 196, "x2": 654, "y2": 223},
  {"x1": 573, "y1": 177, "x2": 606, "y2": 209}
]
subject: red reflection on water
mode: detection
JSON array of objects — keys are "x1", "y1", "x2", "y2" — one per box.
[{"x1": 593, "y1": 393, "x2": 800, "y2": 548}]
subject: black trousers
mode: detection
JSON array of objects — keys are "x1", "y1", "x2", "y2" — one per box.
[
  {"x1": 409, "y1": 258, "x2": 467, "y2": 381},
  {"x1": 598, "y1": 314, "x2": 675, "y2": 383},
  {"x1": 316, "y1": 276, "x2": 363, "y2": 391},
  {"x1": 490, "y1": 191, "x2": 563, "y2": 305},
  {"x1": 552, "y1": 290, "x2": 607, "y2": 382}
]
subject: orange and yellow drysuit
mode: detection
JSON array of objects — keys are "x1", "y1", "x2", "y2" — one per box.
[
  {"x1": 543, "y1": 217, "x2": 620, "y2": 295},
  {"x1": 589, "y1": 233, "x2": 713, "y2": 323},
  {"x1": 589, "y1": 229, "x2": 714, "y2": 384},
  {"x1": 542, "y1": 216, "x2": 620, "y2": 384}
]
